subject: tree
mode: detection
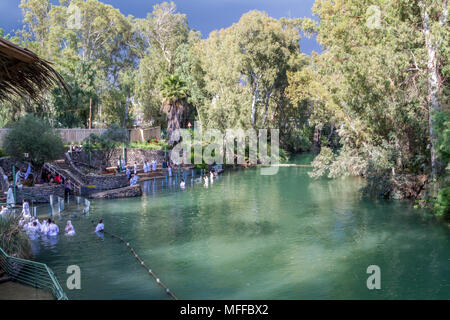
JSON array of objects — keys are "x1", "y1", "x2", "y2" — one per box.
[
  {"x1": 160, "y1": 75, "x2": 189, "y2": 145},
  {"x1": 134, "y1": 2, "x2": 189, "y2": 126},
  {"x1": 419, "y1": 0, "x2": 448, "y2": 178},
  {"x1": 83, "y1": 124, "x2": 128, "y2": 170},
  {"x1": 3, "y1": 115, "x2": 65, "y2": 181}
]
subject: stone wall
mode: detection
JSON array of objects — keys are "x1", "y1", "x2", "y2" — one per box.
[
  {"x1": 69, "y1": 149, "x2": 166, "y2": 169},
  {"x1": 16, "y1": 185, "x2": 64, "y2": 203},
  {"x1": 64, "y1": 153, "x2": 129, "y2": 192},
  {"x1": 0, "y1": 158, "x2": 28, "y2": 177},
  {"x1": 89, "y1": 184, "x2": 142, "y2": 199}
]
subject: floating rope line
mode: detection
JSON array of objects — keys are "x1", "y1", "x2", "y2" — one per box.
[{"x1": 91, "y1": 221, "x2": 178, "y2": 300}]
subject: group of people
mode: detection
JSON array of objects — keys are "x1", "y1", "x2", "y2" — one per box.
[
  {"x1": 126, "y1": 159, "x2": 157, "y2": 186},
  {"x1": 142, "y1": 160, "x2": 157, "y2": 173},
  {"x1": 0, "y1": 195, "x2": 105, "y2": 240},
  {"x1": 21, "y1": 217, "x2": 61, "y2": 237},
  {"x1": 203, "y1": 171, "x2": 215, "y2": 187}
]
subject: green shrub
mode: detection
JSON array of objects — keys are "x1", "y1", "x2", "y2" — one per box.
[
  {"x1": 283, "y1": 127, "x2": 313, "y2": 153},
  {"x1": 3, "y1": 115, "x2": 65, "y2": 174},
  {"x1": 434, "y1": 186, "x2": 450, "y2": 219},
  {"x1": 0, "y1": 215, "x2": 31, "y2": 259}
]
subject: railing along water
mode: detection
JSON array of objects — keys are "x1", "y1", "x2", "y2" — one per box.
[{"x1": 0, "y1": 247, "x2": 68, "y2": 300}]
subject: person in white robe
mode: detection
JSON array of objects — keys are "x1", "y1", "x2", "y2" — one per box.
[
  {"x1": 180, "y1": 179, "x2": 185, "y2": 189},
  {"x1": 65, "y1": 220, "x2": 75, "y2": 236},
  {"x1": 204, "y1": 175, "x2": 209, "y2": 187},
  {"x1": 94, "y1": 219, "x2": 104, "y2": 233},
  {"x1": 27, "y1": 221, "x2": 40, "y2": 234},
  {"x1": 168, "y1": 165, "x2": 172, "y2": 177},
  {"x1": 22, "y1": 199, "x2": 30, "y2": 216},
  {"x1": 210, "y1": 171, "x2": 214, "y2": 184},
  {"x1": 152, "y1": 160, "x2": 157, "y2": 171},
  {"x1": 143, "y1": 161, "x2": 147, "y2": 173},
  {"x1": 24, "y1": 163, "x2": 32, "y2": 180},
  {"x1": 5, "y1": 186, "x2": 14, "y2": 206},
  {"x1": 130, "y1": 174, "x2": 139, "y2": 186},
  {"x1": 47, "y1": 221, "x2": 59, "y2": 236},
  {"x1": 15, "y1": 171, "x2": 24, "y2": 189},
  {"x1": 133, "y1": 162, "x2": 138, "y2": 175},
  {"x1": 40, "y1": 219, "x2": 50, "y2": 234},
  {"x1": 0, "y1": 206, "x2": 9, "y2": 216}
]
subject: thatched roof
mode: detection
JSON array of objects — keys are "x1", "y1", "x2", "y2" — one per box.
[{"x1": 0, "y1": 37, "x2": 68, "y2": 103}]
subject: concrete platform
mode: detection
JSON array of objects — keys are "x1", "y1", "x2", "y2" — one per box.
[{"x1": 0, "y1": 281, "x2": 54, "y2": 300}]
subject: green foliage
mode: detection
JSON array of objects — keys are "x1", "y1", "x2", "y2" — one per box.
[
  {"x1": 3, "y1": 115, "x2": 65, "y2": 169},
  {"x1": 0, "y1": 215, "x2": 31, "y2": 259},
  {"x1": 283, "y1": 127, "x2": 313, "y2": 153},
  {"x1": 161, "y1": 75, "x2": 189, "y2": 105},
  {"x1": 434, "y1": 186, "x2": 450, "y2": 219},
  {"x1": 83, "y1": 124, "x2": 128, "y2": 169},
  {"x1": 435, "y1": 111, "x2": 450, "y2": 167},
  {"x1": 129, "y1": 138, "x2": 168, "y2": 150}
]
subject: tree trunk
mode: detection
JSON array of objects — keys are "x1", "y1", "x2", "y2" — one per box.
[
  {"x1": 167, "y1": 103, "x2": 182, "y2": 145},
  {"x1": 123, "y1": 96, "x2": 130, "y2": 128},
  {"x1": 251, "y1": 81, "x2": 259, "y2": 125},
  {"x1": 421, "y1": 0, "x2": 447, "y2": 178},
  {"x1": 314, "y1": 127, "x2": 322, "y2": 152}
]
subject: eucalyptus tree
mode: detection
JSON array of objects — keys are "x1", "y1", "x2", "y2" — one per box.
[
  {"x1": 18, "y1": 0, "x2": 137, "y2": 128},
  {"x1": 134, "y1": 2, "x2": 190, "y2": 126},
  {"x1": 286, "y1": 0, "x2": 444, "y2": 180},
  {"x1": 196, "y1": 11, "x2": 302, "y2": 131}
]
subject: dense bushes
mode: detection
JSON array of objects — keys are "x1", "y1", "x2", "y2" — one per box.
[{"x1": 0, "y1": 215, "x2": 31, "y2": 259}]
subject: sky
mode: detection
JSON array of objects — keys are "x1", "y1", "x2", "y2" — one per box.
[{"x1": 0, "y1": 0, "x2": 321, "y2": 54}]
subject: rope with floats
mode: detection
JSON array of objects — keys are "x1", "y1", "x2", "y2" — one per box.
[{"x1": 91, "y1": 221, "x2": 178, "y2": 300}]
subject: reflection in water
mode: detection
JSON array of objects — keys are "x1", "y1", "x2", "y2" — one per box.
[{"x1": 33, "y1": 155, "x2": 449, "y2": 299}]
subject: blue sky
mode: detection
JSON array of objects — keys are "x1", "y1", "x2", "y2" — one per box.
[{"x1": 0, "y1": 0, "x2": 321, "y2": 54}]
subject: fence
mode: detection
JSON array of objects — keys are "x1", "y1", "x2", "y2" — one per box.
[
  {"x1": 129, "y1": 126, "x2": 161, "y2": 143},
  {"x1": 0, "y1": 247, "x2": 68, "y2": 300},
  {"x1": 0, "y1": 127, "x2": 160, "y2": 146}
]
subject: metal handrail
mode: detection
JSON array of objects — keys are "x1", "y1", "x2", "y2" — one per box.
[
  {"x1": 43, "y1": 162, "x2": 83, "y2": 194},
  {"x1": 0, "y1": 247, "x2": 68, "y2": 300}
]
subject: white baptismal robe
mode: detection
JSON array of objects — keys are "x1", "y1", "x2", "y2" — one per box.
[{"x1": 48, "y1": 224, "x2": 59, "y2": 236}]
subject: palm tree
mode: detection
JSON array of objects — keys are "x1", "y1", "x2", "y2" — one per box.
[{"x1": 160, "y1": 75, "x2": 189, "y2": 145}]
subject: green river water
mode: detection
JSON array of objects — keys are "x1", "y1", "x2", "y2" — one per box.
[{"x1": 32, "y1": 154, "x2": 449, "y2": 299}]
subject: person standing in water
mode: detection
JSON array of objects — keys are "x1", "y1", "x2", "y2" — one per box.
[
  {"x1": 65, "y1": 220, "x2": 75, "y2": 236},
  {"x1": 95, "y1": 219, "x2": 104, "y2": 233},
  {"x1": 47, "y1": 220, "x2": 59, "y2": 236},
  {"x1": 22, "y1": 199, "x2": 31, "y2": 217},
  {"x1": 180, "y1": 179, "x2": 185, "y2": 189}
]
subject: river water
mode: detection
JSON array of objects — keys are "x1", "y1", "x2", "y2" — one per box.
[{"x1": 33, "y1": 154, "x2": 449, "y2": 299}]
